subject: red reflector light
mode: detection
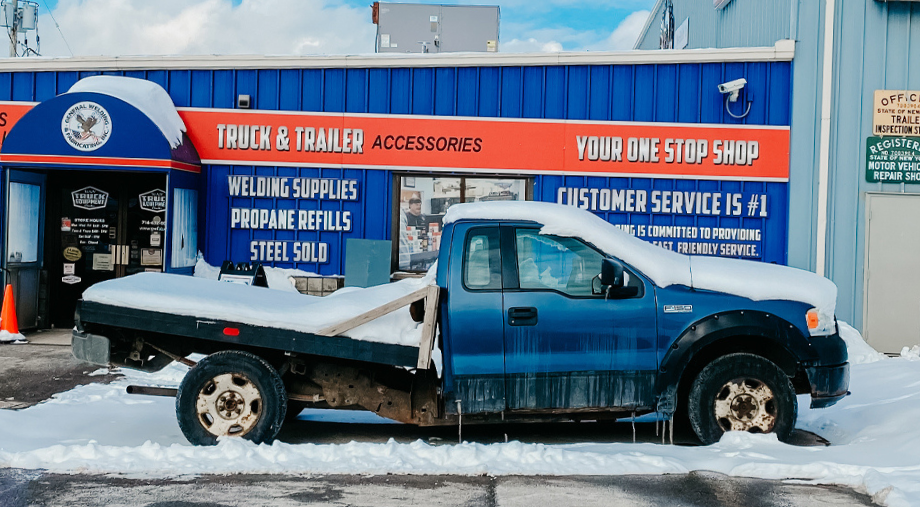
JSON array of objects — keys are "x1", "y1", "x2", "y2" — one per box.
[{"x1": 223, "y1": 327, "x2": 240, "y2": 336}]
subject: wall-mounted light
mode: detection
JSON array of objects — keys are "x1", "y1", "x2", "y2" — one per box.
[{"x1": 237, "y1": 94, "x2": 251, "y2": 109}]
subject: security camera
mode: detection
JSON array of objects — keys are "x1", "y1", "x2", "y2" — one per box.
[{"x1": 718, "y1": 78, "x2": 747, "y2": 102}]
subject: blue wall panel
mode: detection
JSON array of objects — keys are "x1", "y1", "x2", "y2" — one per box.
[
  {"x1": 346, "y1": 69, "x2": 367, "y2": 114},
  {"x1": 588, "y1": 66, "x2": 610, "y2": 121},
  {"x1": 434, "y1": 68, "x2": 455, "y2": 116},
  {"x1": 522, "y1": 67, "x2": 543, "y2": 118},
  {"x1": 0, "y1": 60, "x2": 791, "y2": 275},
  {"x1": 677, "y1": 64, "x2": 700, "y2": 123},
  {"x1": 478, "y1": 67, "x2": 499, "y2": 117},
  {"x1": 35, "y1": 73, "x2": 56, "y2": 101},
  {"x1": 501, "y1": 67, "x2": 522, "y2": 118}
]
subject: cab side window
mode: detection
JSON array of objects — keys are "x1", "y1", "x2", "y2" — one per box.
[
  {"x1": 514, "y1": 229, "x2": 604, "y2": 296},
  {"x1": 463, "y1": 227, "x2": 502, "y2": 290}
]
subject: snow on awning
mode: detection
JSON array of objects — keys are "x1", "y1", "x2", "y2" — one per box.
[{"x1": 0, "y1": 76, "x2": 199, "y2": 173}]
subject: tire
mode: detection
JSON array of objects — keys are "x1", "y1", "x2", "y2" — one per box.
[
  {"x1": 688, "y1": 353, "x2": 797, "y2": 445},
  {"x1": 176, "y1": 351, "x2": 287, "y2": 446}
]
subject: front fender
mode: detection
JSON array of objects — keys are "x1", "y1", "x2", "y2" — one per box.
[{"x1": 658, "y1": 310, "x2": 818, "y2": 394}]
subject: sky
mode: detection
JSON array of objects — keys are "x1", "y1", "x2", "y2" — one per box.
[{"x1": 17, "y1": 0, "x2": 656, "y2": 58}]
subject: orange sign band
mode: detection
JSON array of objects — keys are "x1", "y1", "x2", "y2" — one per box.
[
  {"x1": 0, "y1": 101, "x2": 790, "y2": 181},
  {"x1": 180, "y1": 109, "x2": 790, "y2": 181}
]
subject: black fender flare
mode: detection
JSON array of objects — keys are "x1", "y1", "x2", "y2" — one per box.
[{"x1": 656, "y1": 310, "x2": 815, "y2": 412}]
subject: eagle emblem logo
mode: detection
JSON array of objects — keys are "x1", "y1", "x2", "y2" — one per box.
[{"x1": 62, "y1": 101, "x2": 112, "y2": 151}]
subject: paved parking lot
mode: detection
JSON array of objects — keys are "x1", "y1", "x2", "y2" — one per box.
[{"x1": 0, "y1": 469, "x2": 875, "y2": 507}]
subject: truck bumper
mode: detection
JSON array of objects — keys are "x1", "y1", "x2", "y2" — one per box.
[
  {"x1": 806, "y1": 362, "x2": 850, "y2": 409},
  {"x1": 72, "y1": 329, "x2": 111, "y2": 366}
]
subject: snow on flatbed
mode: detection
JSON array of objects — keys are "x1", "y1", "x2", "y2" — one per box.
[
  {"x1": 1, "y1": 323, "x2": 919, "y2": 507},
  {"x1": 82, "y1": 271, "x2": 431, "y2": 347}
]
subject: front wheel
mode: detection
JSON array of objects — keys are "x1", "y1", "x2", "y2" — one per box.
[
  {"x1": 176, "y1": 351, "x2": 287, "y2": 446},
  {"x1": 688, "y1": 353, "x2": 797, "y2": 445}
]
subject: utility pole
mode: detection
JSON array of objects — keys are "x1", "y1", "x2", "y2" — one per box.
[{"x1": 8, "y1": 0, "x2": 17, "y2": 57}]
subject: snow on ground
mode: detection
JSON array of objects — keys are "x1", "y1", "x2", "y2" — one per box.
[
  {"x1": 0, "y1": 329, "x2": 26, "y2": 343},
  {"x1": 1, "y1": 324, "x2": 919, "y2": 506}
]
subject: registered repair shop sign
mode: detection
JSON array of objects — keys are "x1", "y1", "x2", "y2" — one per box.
[{"x1": 866, "y1": 137, "x2": 920, "y2": 183}]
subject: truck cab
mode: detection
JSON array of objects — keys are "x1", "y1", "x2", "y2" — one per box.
[{"x1": 437, "y1": 211, "x2": 849, "y2": 444}]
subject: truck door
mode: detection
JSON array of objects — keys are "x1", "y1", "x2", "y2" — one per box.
[
  {"x1": 502, "y1": 226, "x2": 658, "y2": 411},
  {"x1": 444, "y1": 224, "x2": 506, "y2": 414}
]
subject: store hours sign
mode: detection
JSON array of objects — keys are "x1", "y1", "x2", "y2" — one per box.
[{"x1": 228, "y1": 175, "x2": 359, "y2": 263}]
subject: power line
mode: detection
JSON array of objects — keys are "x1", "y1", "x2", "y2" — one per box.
[{"x1": 40, "y1": 0, "x2": 72, "y2": 56}]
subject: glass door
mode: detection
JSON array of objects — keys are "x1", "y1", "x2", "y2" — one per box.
[
  {"x1": 46, "y1": 171, "x2": 166, "y2": 327},
  {"x1": 5, "y1": 170, "x2": 46, "y2": 329}
]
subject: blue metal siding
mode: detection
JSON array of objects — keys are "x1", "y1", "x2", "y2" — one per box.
[
  {"x1": 0, "y1": 60, "x2": 791, "y2": 275},
  {"x1": 821, "y1": 1, "x2": 920, "y2": 330},
  {"x1": 636, "y1": 0, "x2": 793, "y2": 51}
]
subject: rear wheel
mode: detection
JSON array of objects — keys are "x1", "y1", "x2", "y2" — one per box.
[
  {"x1": 688, "y1": 353, "x2": 797, "y2": 445},
  {"x1": 176, "y1": 351, "x2": 287, "y2": 446}
]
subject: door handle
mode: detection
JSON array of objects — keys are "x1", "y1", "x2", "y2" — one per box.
[{"x1": 508, "y1": 306, "x2": 538, "y2": 326}]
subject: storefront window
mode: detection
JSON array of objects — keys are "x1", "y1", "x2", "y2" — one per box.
[
  {"x1": 396, "y1": 176, "x2": 528, "y2": 272},
  {"x1": 171, "y1": 188, "x2": 198, "y2": 268},
  {"x1": 8, "y1": 182, "x2": 40, "y2": 263}
]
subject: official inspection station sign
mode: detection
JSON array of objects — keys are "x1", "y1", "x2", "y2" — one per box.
[
  {"x1": 866, "y1": 136, "x2": 920, "y2": 183},
  {"x1": 874, "y1": 90, "x2": 920, "y2": 137}
]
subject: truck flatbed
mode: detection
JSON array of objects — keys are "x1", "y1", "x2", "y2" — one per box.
[{"x1": 74, "y1": 300, "x2": 422, "y2": 369}]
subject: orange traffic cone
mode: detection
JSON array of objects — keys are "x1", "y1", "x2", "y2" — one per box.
[{"x1": 1, "y1": 283, "x2": 20, "y2": 335}]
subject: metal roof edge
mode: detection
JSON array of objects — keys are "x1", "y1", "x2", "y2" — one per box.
[
  {"x1": 634, "y1": 0, "x2": 665, "y2": 50},
  {"x1": 0, "y1": 43, "x2": 795, "y2": 72}
]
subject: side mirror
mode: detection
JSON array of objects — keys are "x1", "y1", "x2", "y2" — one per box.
[{"x1": 600, "y1": 259, "x2": 624, "y2": 288}]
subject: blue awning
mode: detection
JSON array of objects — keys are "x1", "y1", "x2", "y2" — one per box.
[{"x1": 0, "y1": 77, "x2": 200, "y2": 173}]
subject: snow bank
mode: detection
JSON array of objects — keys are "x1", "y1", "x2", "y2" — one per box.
[
  {"x1": 3, "y1": 350, "x2": 920, "y2": 506},
  {"x1": 67, "y1": 76, "x2": 186, "y2": 149},
  {"x1": 445, "y1": 202, "x2": 837, "y2": 323},
  {"x1": 0, "y1": 329, "x2": 26, "y2": 343},
  {"x1": 83, "y1": 270, "x2": 432, "y2": 347},
  {"x1": 838, "y1": 321, "x2": 886, "y2": 364}
]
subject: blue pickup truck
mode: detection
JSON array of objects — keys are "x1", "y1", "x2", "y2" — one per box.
[{"x1": 72, "y1": 202, "x2": 849, "y2": 446}]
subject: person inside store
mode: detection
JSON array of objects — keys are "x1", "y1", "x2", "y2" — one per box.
[
  {"x1": 398, "y1": 193, "x2": 427, "y2": 270},
  {"x1": 405, "y1": 194, "x2": 427, "y2": 228}
]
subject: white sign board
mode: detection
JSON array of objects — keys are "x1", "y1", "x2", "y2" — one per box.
[{"x1": 874, "y1": 90, "x2": 920, "y2": 137}]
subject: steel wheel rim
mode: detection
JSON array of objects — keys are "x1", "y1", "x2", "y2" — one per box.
[
  {"x1": 713, "y1": 377, "x2": 777, "y2": 434},
  {"x1": 195, "y1": 373, "x2": 263, "y2": 437}
]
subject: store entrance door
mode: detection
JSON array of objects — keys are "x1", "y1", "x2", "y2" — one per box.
[
  {"x1": 46, "y1": 171, "x2": 167, "y2": 327},
  {"x1": 5, "y1": 170, "x2": 46, "y2": 329}
]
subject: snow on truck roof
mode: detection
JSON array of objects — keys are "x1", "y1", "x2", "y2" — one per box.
[
  {"x1": 444, "y1": 201, "x2": 837, "y2": 320},
  {"x1": 66, "y1": 76, "x2": 186, "y2": 149}
]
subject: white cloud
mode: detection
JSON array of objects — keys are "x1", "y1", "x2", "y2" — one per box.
[
  {"x1": 34, "y1": 0, "x2": 376, "y2": 57},
  {"x1": 25, "y1": 1, "x2": 651, "y2": 58},
  {"x1": 586, "y1": 10, "x2": 651, "y2": 51},
  {"x1": 495, "y1": 9, "x2": 651, "y2": 54},
  {"x1": 501, "y1": 38, "x2": 564, "y2": 53}
]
